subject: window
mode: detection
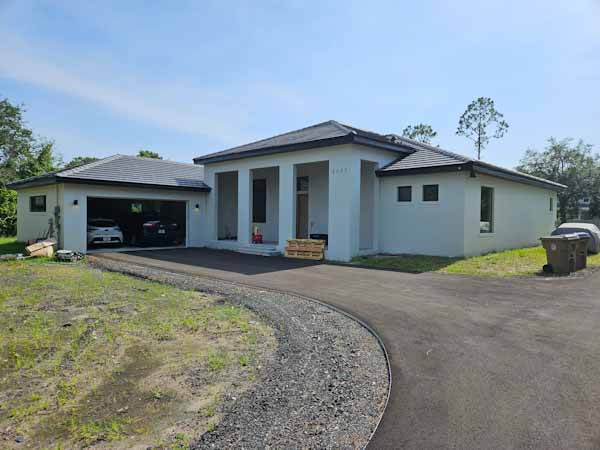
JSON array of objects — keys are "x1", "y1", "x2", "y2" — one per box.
[
  {"x1": 252, "y1": 179, "x2": 267, "y2": 223},
  {"x1": 131, "y1": 202, "x2": 143, "y2": 214},
  {"x1": 480, "y1": 186, "x2": 494, "y2": 233},
  {"x1": 549, "y1": 197, "x2": 553, "y2": 212},
  {"x1": 29, "y1": 195, "x2": 46, "y2": 212},
  {"x1": 422, "y1": 184, "x2": 439, "y2": 202},
  {"x1": 397, "y1": 186, "x2": 412, "y2": 202}
]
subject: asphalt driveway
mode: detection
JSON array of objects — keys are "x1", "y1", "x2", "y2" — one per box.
[{"x1": 95, "y1": 248, "x2": 600, "y2": 450}]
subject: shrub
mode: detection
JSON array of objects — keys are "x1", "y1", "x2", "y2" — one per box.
[{"x1": 0, "y1": 188, "x2": 17, "y2": 236}]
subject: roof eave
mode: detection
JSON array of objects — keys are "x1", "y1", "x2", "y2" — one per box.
[
  {"x1": 194, "y1": 134, "x2": 412, "y2": 165},
  {"x1": 6, "y1": 175, "x2": 58, "y2": 190},
  {"x1": 59, "y1": 177, "x2": 211, "y2": 192},
  {"x1": 471, "y1": 163, "x2": 566, "y2": 191},
  {"x1": 376, "y1": 163, "x2": 468, "y2": 177}
]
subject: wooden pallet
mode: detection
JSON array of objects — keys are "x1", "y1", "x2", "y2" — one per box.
[
  {"x1": 284, "y1": 249, "x2": 324, "y2": 260},
  {"x1": 285, "y1": 239, "x2": 325, "y2": 260}
]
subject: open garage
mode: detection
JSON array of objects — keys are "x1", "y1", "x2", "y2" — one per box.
[
  {"x1": 8, "y1": 155, "x2": 210, "y2": 253},
  {"x1": 87, "y1": 197, "x2": 187, "y2": 250}
]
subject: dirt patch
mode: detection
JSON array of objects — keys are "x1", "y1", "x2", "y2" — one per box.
[{"x1": 0, "y1": 260, "x2": 276, "y2": 449}]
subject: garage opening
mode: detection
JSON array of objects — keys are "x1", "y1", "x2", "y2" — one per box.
[{"x1": 87, "y1": 197, "x2": 187, "y2": 251}]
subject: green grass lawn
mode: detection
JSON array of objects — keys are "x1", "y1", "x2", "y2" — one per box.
[
  {"x1": 0, "y1": 259, "x2": 275, "y2": 449},
  {"x1": 0, "y1": 236, "x2": 26, "y2": 255},
  {"x1": 352, "y1": 246, "x2": 600, "y2": 277}
]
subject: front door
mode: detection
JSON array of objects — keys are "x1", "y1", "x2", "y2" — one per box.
[{"x1": 296, "y1": 193, "x2": 309, "y2": 238}]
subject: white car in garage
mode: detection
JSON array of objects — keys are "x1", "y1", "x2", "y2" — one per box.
[{"x1": 87, "y1": 218, "x2": 124, "y2": 246}]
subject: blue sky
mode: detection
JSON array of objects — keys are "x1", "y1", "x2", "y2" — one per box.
[{"x1": 0, "y1": 0, "x2": 598, "y2": 168}]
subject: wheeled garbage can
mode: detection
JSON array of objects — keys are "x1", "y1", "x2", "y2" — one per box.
[
  {"x1": 574, "y1": 232, "x2": 590, "y2": 270},
  {"x1": 540, "y1": 234, "x2": 588, "y2": 274}
]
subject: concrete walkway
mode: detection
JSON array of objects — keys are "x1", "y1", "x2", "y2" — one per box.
[{"x1": 95, "y1": 248, "x2": 600, "y2": 450}]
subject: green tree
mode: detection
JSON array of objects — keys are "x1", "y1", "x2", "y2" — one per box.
[
  {"x1": 17, "y1": 140, "x2": 60, "y2": 179},
  {"x1": 456, "y1": 97, "x2": 509, "y2": 160},
  {"x1": 402, "y1": 124, "x2": 438, "y2": 144},
  {"x1": 0, "y1": 96, "x2": 59, "y2": 235},
  {"x1": 0, "y1": 98, "x2": 34, "y2": 183},
  {"x1": 64, "y1": 156, "x2": 99, "y2": 169},
  {"x1": 137, "y1": 150, "x2": 162, "y2": 159},
  {"x1": 0, "y1": 187, "x2": 16, "y2": 236},
  {"x1": 517, "y1": 138, "x2": 598, "y2": 223}
]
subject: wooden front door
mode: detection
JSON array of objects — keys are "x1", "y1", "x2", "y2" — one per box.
[{"x1": 296, "y1": 193, "x2": 309, "y2": 238}]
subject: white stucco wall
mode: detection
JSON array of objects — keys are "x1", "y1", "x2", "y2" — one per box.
[
  {"x1": 463, "y1": 173, "x2": 557, "y2": 256},
  {"x1": 15, "y1": 149, "x2": 559, "y2": 261},
  {"x1": 378, "y1": 172, "x2": 468, "y2": 257},
  {"x1": 201, "y1": 143, "x2": 398, "y2": 261},
  {"x1": 16, "y1": 184, "x2": 63, "y2": 244},
  {"x1": 378, "y1": 170, "x2": 558, "y2": 257},
  {"x1": 60, "y1": 183, "x2": 208, "y2": 253}
]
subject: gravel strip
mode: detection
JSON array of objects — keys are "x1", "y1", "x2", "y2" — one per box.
[{"x1": 88, "y1": 256, "x2": 390, "y2": 449}]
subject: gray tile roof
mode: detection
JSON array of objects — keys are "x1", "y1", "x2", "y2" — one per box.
[
  {"x1": 193, "y1": 120, "x2": 412, "y2": 163},
  {"x1": 194, "y1": 119, "x2": 564, "y2": 190},
  {"x1": 8, "y1": 155, "x2": 210, "y2": 191},
  {"x1": 378, "y1": 138, "x2": 566, "y2": 190},
  {"x1": 380, "y1": 147, "x2": 468, "y2": 171}
]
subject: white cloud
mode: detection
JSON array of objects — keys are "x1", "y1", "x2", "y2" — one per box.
[{"x1": 0, "y1": 41, "x2": 251, "y2": 142}]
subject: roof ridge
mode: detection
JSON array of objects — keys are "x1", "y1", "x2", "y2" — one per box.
[
  {"x1": 329, "y1": 120, "x2": 356, "y2": 135},
  {"x1": 194, "y1": 120, "x2": 352, "y2": 161},
  {"x1": 120, "y1": 155, "x2": 201, "y2": 167},
  {"x1": 382, "y1": 134, "x2": 472, "y2": 162}
]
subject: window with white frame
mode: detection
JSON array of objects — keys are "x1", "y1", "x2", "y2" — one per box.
[{"x1": 480, "y1": 186, "x2": 494, "y2": 233}]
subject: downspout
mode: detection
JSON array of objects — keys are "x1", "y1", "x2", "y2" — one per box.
[{"x1": 54, "y1": 183, "x2": 61, "y2": 248}]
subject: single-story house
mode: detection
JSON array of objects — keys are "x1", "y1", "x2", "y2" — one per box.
[{"x1": 8, "y1": 120, "x2": 565, "y2": 261}]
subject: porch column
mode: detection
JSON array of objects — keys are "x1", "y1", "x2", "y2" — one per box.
[
  {"x1": 278, "y1": 163, "x2": 295, "y2": 250},
  {"x1": 237, "y1": 168, "x2": 251, "y2": 245},
  {"x1": 372, "y1": 164, "x2": 380, "y2": 252},
  {"x1": 328, "y1": 154, "x2": 361, "y2": 261}
]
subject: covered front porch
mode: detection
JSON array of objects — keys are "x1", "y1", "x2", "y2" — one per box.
[{"x1": 206, "y1": 156, "x2": 379, "y2": 261}]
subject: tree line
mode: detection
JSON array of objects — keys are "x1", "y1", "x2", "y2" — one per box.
[
  {"x1": 0, "y1": 97, "x2": 162, "y2": 236},
  {"x1": 1, "y1": 95, "x2": 598, "y2": 236}
]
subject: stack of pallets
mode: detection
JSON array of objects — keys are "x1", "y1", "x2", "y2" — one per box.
[{"x1": 284, "y1": 239, "x2": 326, "y2": 260}]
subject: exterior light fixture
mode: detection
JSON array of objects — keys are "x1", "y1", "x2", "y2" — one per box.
[{"x1": 73, "y1": 199, "x2": 79, "y2": 207}]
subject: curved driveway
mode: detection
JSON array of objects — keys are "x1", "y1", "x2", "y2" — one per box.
[{"x1": 95, "y1": 248, "x2": 600, "y2": 450}]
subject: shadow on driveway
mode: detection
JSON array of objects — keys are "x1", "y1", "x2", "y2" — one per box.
[{"x1": 125, "y1": 247, "x2": 322, "y2": 276}]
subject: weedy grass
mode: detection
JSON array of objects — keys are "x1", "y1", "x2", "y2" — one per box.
[
  {"x1": 0, "y1": 236, "x2": 25, "y2": 255},
  {"x1": 352, "y1": 246, "x2": 600, "y2": 277},
  {"x1": 0, "y1": 259, "x2": 276, "y2": 449}
]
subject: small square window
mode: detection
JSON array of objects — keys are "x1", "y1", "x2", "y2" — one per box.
[
  {"x1": 422, "y1": 184, "x2": 439, "y2": 202},
  {"x1": 29, "y1": 195, "x2": 46, "y2": 212},
  {"x1": 397, "y1": 186, "x2": 412, "y2": 202}
]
